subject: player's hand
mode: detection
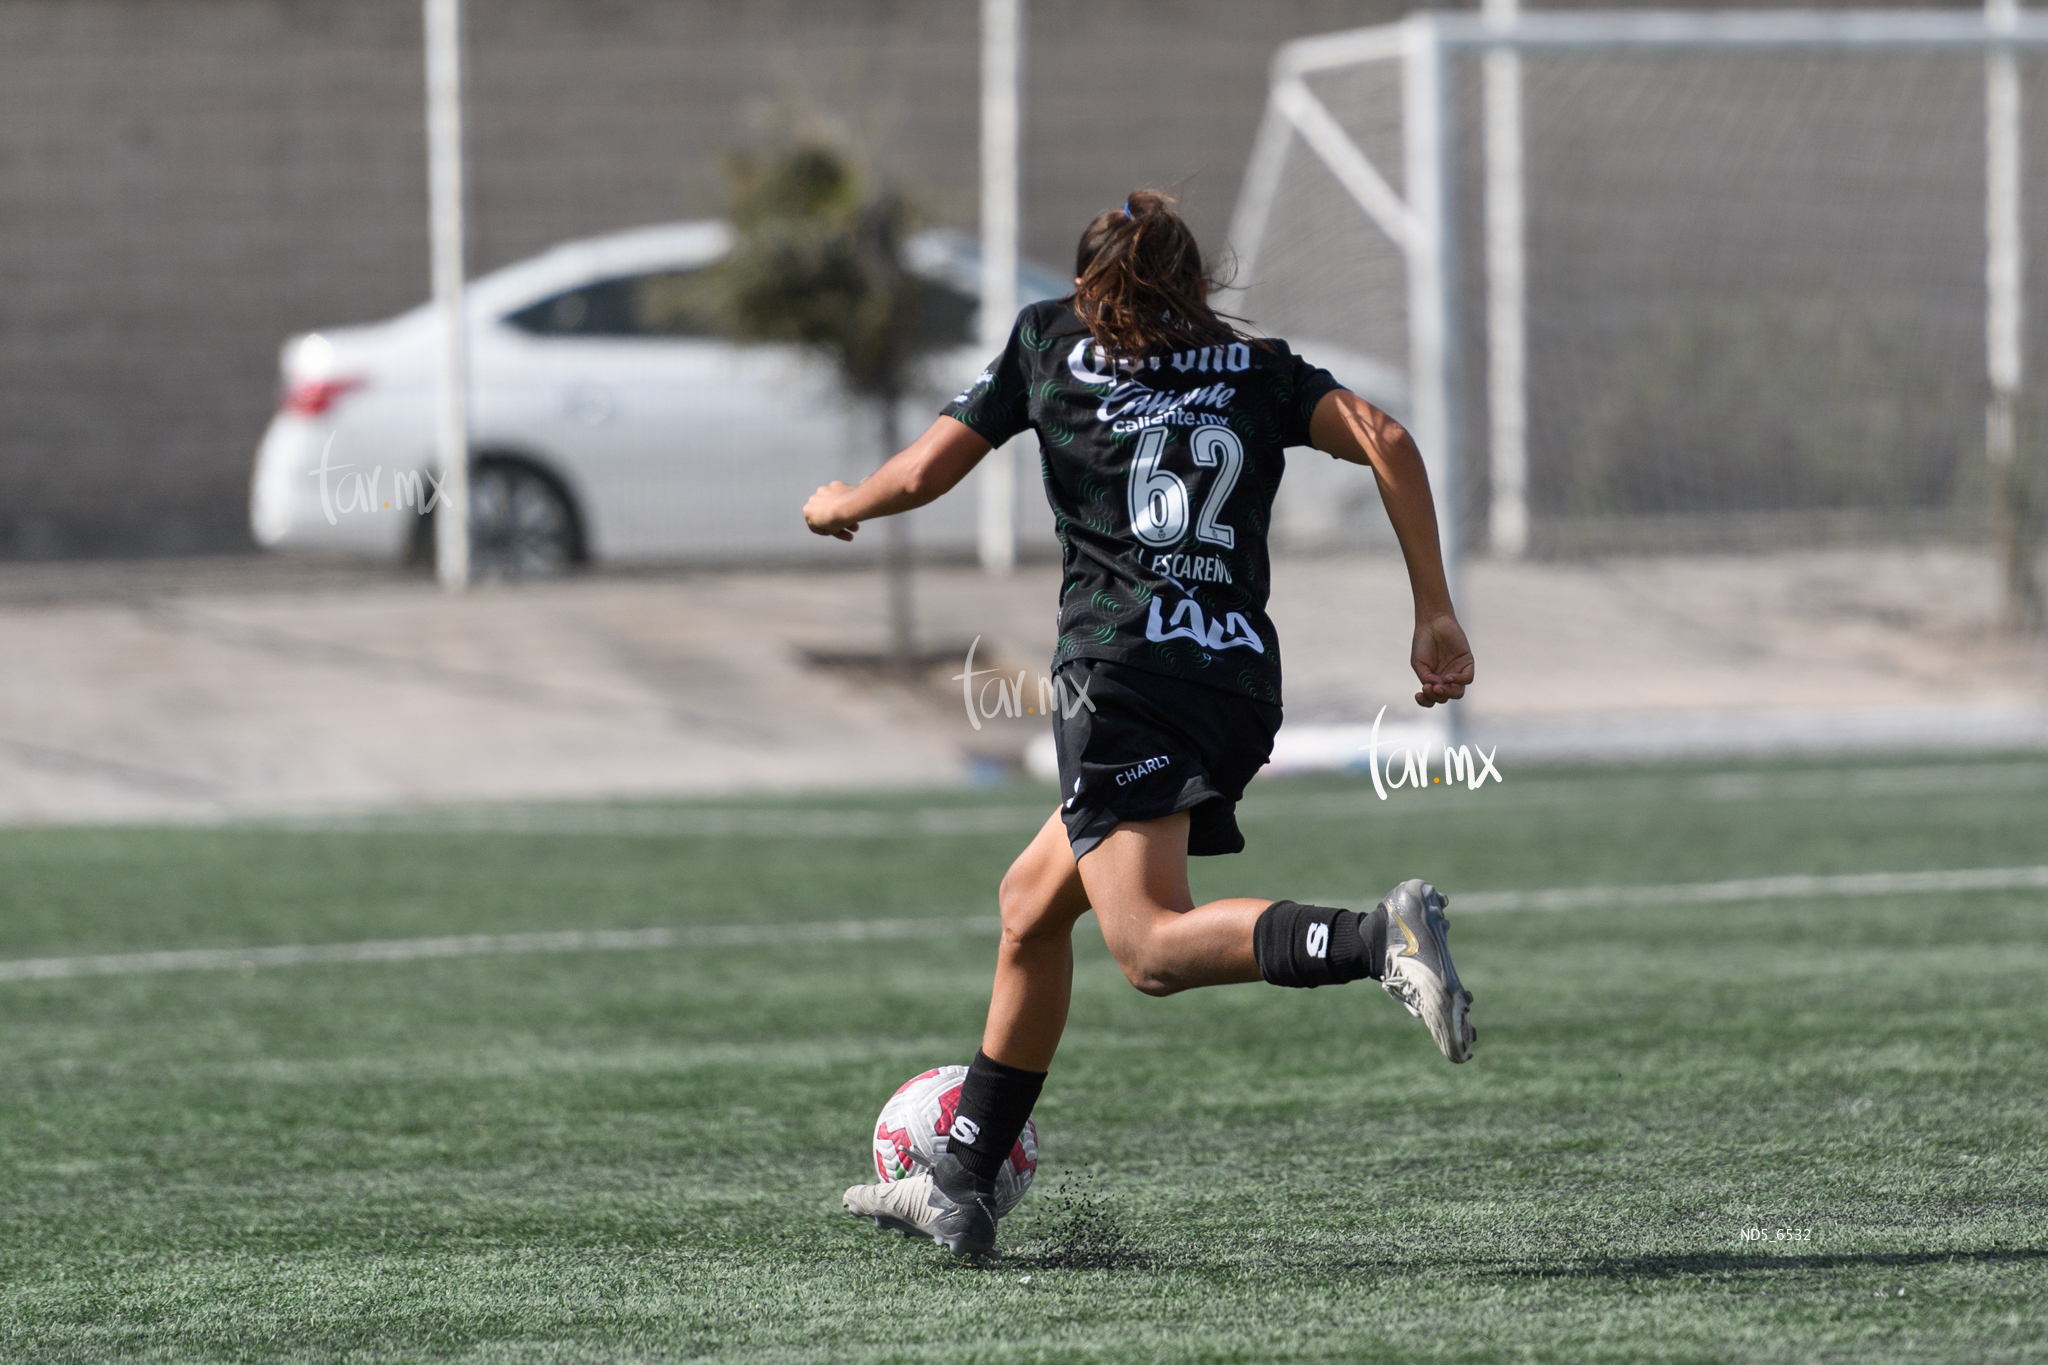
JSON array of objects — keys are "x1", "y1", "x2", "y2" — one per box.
[
  {"x1": 1411, "y1": 613, "x2": 1474, "y2": 708},
  {"x1": 803, "y1": 482, "x2": 861, "y2": 541}
]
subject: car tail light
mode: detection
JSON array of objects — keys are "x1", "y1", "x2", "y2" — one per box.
[{"x1": 279, "y1": 376, "x2": 367, "y2": 417}]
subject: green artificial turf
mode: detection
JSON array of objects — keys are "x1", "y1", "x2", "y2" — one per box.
[{"x1": 2, "y1": 755, "x2": 2045, "y2": 1362}]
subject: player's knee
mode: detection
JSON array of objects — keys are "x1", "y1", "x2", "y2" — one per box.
[
  {"x1": 1118, "y1": 957, "x2": 1183, "y2": 998},
  {"x1": 997, "y1": 867, "x2": 1067, "y2": 948},
  {"x1": 1105, "y1": 928, "x2": 1185, "y2": 997},
  {"x1": 1122, "y1": 964, "x2": 1181, "y2": 997}
]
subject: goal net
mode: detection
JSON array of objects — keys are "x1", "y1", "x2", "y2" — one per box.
[{"x1": 1237, "y1": 11, "x2": 2048, "y2": 563}]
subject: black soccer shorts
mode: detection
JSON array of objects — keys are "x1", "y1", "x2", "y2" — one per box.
[{"x1": 1049, "y1": 658, "x2": 1282, "y2": 860}]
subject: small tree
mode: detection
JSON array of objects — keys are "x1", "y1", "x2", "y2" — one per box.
[{"x1": 716, "y1": 141, "x2": 932, "y2": 666}]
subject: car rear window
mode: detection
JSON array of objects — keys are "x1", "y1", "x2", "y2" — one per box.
[
  {"x1": 507, "y1": 269, "x2": 980, "y2": 349},
  {"x1": 507, "y1": 270, "x2": 722, "y2": 338}
]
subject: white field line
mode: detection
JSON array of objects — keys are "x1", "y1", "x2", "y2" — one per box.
[
  {"x1": 4, "y1": 865, "x2": 2045, "y2": 986},
  {"x1": 0, "y1": 916, "x2": 1000, "y2": 983},
  {"x1": 1451, "y1": 864, "x2": 2048, "y2": 913}
]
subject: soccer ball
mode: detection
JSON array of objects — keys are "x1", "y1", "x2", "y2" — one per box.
[{"x1": 872, "y1": 1065, "x2": 1038, "y2": 1216}]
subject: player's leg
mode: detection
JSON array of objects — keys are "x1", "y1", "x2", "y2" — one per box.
[
  {"x1": 1080, "y1": 810, "x2": 1475, "y2": 1061},
  {"x1": 902, "y1": 808, "x2": 1285, "y2": 1250},
  {"x1": 981, "y1": 809, "x2": 1093, "y2": 1071},
  {"x1": 846, "y1": 811, "x2": 1088, "y2": 1256},
  {"x1": 1073, "y1": 811, "x2": 1265, "y2": 994}
]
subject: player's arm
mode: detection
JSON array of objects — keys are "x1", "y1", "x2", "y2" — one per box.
[
  {"x1": 1308, "y1": 388, "x2": 1474, "y2": 708},
  {"x1": 802, "y1": 416, "x2": 993, "y2": 541}
]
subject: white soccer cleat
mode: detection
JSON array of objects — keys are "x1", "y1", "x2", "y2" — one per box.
[
  {"x1": 842, "y1": 1167, "x2": 998, "y2": 1256},
  {"x1": 1375, "y1": 878, "x2": 1476, "y2": 1064}
]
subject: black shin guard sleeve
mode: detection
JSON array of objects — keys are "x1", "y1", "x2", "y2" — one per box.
[
  {"x1": 1254, "y1": 901, "x2": 1374, "y2": 988},
  {"x1": 1358, "y1": 906, "x2": 1388, "y2": 982},
  {"x1": 949, "y1": 1051, "x2": 1046, "y2": 1183}
]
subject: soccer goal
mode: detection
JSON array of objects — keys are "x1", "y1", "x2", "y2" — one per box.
[{"x1": 1232, "y1": 7, "x2": 2048, "y2": 611}]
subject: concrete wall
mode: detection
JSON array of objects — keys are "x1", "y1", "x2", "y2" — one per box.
[{"x1": 0, "y1": 0, "x2": 1391, "y2": 558}]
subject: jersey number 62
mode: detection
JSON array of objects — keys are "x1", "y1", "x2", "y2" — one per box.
[{"x1": 1127, "y1": 425, "x2": 1245, "y2": 551}]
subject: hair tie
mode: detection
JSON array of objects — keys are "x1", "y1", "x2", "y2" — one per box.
[{"x1": 1122, "y1": 201, "x2": 1133, "y2": 220}]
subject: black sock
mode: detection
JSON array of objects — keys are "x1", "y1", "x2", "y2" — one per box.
[
  {"x1": 1252, "y1": 901, "x2": 1387, "y2": 988},
  {"x1": 946, "y1": 1050, "x2": 1046, "y2": 1185}
]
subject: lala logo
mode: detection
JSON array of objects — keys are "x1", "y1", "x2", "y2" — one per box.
[{"x1": 1145, "y1": 596, "x2": 1265, "y2": 654}]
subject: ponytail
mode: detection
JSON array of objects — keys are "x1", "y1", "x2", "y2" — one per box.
[{"x1": 1068, "y1": 189, "x2": 1243, "y2": 362}]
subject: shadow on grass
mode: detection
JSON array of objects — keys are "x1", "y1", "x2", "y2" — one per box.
[
  {"x1": 970, "y1": 1174, "x2": 2048, "y2": 1281},
  {"x1": 1534, "y1": 1247, "x2": 2048, "y2": 1279},
  {"x1": 978, "y1": 1231, "x2": 2048, "y2": 1279}
]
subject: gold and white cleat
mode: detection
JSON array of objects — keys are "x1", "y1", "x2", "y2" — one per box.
[
  {"x1": 842, "y1": 1163, "x2": 998, "y2": 1255},
  {"x1": 1376, "y1": 878, "x2": 1476, "y2": 1063}
]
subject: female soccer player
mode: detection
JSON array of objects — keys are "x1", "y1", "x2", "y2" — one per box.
[{"x1": 810, "y1": 191, "x2": 1476, "y2": 1255}]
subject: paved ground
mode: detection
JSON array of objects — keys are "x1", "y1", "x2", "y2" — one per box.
[{"x1": 2, "y1": 548, "x2": 2045, "y2": 824}]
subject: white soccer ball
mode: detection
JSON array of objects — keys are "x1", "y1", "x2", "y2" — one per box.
[{"x1": 871, "y1": 1065, "x2": 1038, "y2": 1216}]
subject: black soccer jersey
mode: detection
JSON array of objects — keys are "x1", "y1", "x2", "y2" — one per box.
[{"x1": 942, "y1": 299, "x2": 1343, "y2": 706}]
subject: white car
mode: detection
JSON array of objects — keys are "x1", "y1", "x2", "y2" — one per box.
[
  {"x1": 250, "y1": 221, "x2": 1409, "y2": 575},
  {"x1": 249, "y1": 221, "x2": 1070, "y2": 575}
]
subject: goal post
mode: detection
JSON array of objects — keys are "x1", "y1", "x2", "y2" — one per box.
[
  {"x1": 1231, "y1": 18, "x2": 1460, "y2": 599},
  {"x1": 1230, "y1": 7, "x2": 2048, "y2": 621}
]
